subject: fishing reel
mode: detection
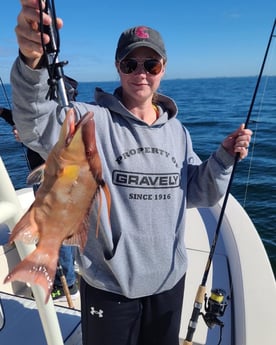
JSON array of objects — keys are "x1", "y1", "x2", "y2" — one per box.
[{"x1": 201, "y1": 288, "x2": 228, "y2": 329}]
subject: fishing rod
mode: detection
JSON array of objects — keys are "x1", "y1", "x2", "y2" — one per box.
[
  {"x1": 56, "y1": 263, "x2": 74, "y2": 308},
  {"x1": 39, "y1": 0, "x2": 72, "y2": 121},
  {"x1": 184, "y1": 18, "x2": 276, "y2": 345},
  {"x1": 37, "y1": 0, "x2": 75, "y2": 308}
]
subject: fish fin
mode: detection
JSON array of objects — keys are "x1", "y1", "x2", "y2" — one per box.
[
  {"x1": 95, "y1": 190, "x2": 102, "y2": 239},
  {"x1": 63, "y1": 214, "x2": 89, "y2": 251},
  {"x1": 94, "y1": 182, "x2": 111, "y2": 238},
  {"x1": 102, "y1": 182, "x2": 111, "y2": 222},
  {"x1": 27, "y1": 164, "x2": 46, "y2": 185},
  {"x1": 4, "y1": 247, "x2": 58, "y2": 303},
  {"x1": 9, "y1": 208, "x2": 39, "y2": 245}
]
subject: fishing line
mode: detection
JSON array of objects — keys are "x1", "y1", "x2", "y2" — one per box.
[
  {"x1": 243, "y1": 41, "x2": 276, "y2": 207},
  {"x1": 242, "y1": 76, "x2": 269, "y2": 207}
]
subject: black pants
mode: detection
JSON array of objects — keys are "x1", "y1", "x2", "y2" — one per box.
[{"x1": 80, "y1": 275, "x2": 185, "y2": 345}]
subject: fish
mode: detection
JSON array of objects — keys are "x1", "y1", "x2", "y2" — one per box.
[{"x1": 4, "y1": 109, "x2": 111, "y2": 303}]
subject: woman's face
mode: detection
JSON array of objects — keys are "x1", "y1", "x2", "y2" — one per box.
[{"x1": 116, "y1": 47, "x2": 166, "y2": 105}]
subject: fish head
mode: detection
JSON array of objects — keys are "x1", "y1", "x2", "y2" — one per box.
[
  {"x1": 57, "y1": 109, "x2": 95, "y2": 159},
  {"x1": 55, "y1": 109, "x2": 103, "y2": 184}
]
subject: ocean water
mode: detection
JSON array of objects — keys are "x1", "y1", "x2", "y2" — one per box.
[{"x1": 0, "y1": 77, "x2": 276, "y2": 278}]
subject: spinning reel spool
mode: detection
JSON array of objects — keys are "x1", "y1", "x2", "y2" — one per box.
[{"x1": 202, "y1": 288, "x2": 228, "y2": 329}]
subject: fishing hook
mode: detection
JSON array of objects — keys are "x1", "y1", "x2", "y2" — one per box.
[{"x1": 184, "y1": 18, "x2": 276, "y2": 345}]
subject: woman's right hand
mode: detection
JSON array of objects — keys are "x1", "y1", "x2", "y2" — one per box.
[{"x1": 16, "y1": 0, "x2": 63, "y2": 69}]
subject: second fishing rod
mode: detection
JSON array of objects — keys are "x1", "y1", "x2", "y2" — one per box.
[{"x1": 184, "y1": 18, "x2": 276, "y2": 345}]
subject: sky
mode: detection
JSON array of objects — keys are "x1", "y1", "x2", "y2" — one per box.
[{"x1": 1, "y1": 1, "x2": 276, "y2": 83}]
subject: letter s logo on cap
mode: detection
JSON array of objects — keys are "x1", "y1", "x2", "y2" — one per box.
[{"x1": 135, "y1": 26, "x2": 149, "y2": 39}]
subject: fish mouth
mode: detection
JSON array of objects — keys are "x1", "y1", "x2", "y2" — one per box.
[
  {"x1": 65, "y1": 110, "x2": 94, "y2": 146},
  {"x1": 74, "y1": 111, "x2": 94, "y2": 131}
]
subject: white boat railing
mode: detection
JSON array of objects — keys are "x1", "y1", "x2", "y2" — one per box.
[{"x1": 0, "y1": 156, "x2": 64, "y2": 345}]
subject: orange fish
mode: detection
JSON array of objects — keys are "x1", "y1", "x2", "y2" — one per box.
[{"x1": 4, "y1": 109, "x2": 111, "y2": 303}]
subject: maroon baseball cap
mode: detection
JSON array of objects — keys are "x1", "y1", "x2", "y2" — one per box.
[{"x1": 115, "y1": 26, "x2": 167, "y2": 61}]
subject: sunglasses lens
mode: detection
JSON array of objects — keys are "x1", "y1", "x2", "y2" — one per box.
[
  {"x1": 119, "y1": 59, "x2": 163, "y2": 75},
  {"x1": 144, "y1": 60, "x2": 162, "y2": 75},
  {"x1": 119, "y1": 59, "x2": 138, "y2": 74}
]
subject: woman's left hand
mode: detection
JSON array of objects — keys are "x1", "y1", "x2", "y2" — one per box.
[{"x1": 222, "y1": 124, "x2": 253, "y2": 159}]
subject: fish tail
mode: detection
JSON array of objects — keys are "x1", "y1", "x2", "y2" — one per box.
[{"x1": 4, "y1": 247, "x2": 58, "y2": 303}]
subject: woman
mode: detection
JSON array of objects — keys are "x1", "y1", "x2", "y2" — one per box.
[{"x1": 11, "y1": 2, "x2": 252, "y2": 344}]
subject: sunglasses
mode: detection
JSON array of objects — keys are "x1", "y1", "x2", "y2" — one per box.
[{"x1": 119, "y1": 58, "x2": 163, "y2": 75}]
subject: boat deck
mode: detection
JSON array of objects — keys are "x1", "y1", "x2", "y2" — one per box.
[{"x1": 0, "y1": 292, "x2": 82, "y2": 345}]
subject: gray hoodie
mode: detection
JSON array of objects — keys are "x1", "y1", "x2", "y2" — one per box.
[{"x1": 11, "y1": 57, "x2": 234, "y2": 298}]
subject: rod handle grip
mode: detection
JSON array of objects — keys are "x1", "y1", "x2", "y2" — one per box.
[
  {"x1": 184, "y1": 285, "x2": 207, "y2": 344},
  {"x1": 195, "y1": 285, "x2": 206, "y2": 304},
  {"x1": 59, "y1": 274, "x2": 74, "y2": 309}
]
